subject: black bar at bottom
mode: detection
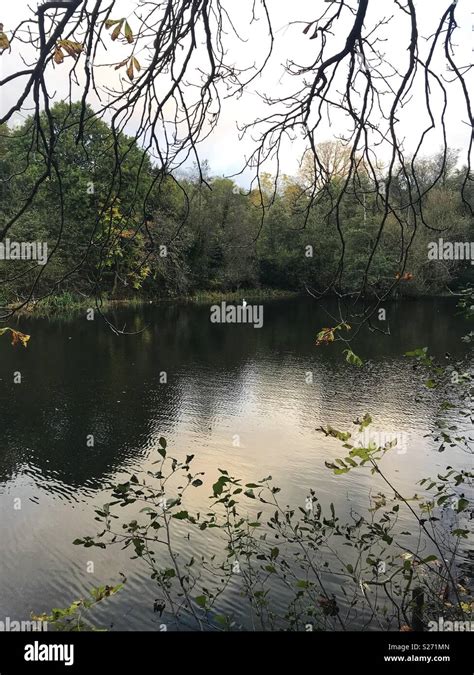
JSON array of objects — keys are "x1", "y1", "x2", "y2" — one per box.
[{"x1": 0, "y1": 630, "x2": 471, "y2": 673}]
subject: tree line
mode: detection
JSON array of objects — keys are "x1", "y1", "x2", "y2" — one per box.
[{"x1": 1, "y1": 102, "x2": 472, "y2": 308}]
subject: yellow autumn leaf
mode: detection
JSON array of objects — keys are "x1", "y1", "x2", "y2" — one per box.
[
  {"x1": 126, "y1": 60, "x2": 134, "y2": 80},
  {"x1": 57, "y1": 40, "x2": 83, "y2": 58},
  {"x1": 111, "y1": 19, "x2": 124, "y2": 41},
  {"x1": 0, "y1": 327, "x2": 31, "y2": 348},
  {"x1": 104, "y1": 19, "x2": 121, "y2": 29},
  {"x1": 11, "y1": 330, "x2": 30, "y2": 348},
  {"x1": 53, "y1": 47, "x2": 64, "y2": 64},
  {"x1": 133, "y1": 57, "x2": 141, "y2": 72},
  {"x1": 315, "y1": 327, "x2": 335, "y2": 346},
  {"x1": 0, "y1": 23, "x2": 10, "y2": 51}
]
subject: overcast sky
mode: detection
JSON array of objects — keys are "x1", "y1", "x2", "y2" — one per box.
[{"x1": 1, "y1": 0, "x2": 472, "y2": 182}]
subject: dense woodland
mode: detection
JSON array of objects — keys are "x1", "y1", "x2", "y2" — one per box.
[{"x1": 1, "y1": 102, "x2": 472, "y2": 307}]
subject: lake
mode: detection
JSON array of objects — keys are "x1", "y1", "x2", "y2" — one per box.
[{"x1": 0, "y1": 296, "x2": 471, "y2": 630}]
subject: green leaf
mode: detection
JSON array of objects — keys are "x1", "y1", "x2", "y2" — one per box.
[
  {"x1": 124, "y1": 21, "x2": 134, "y2": 44},
  {"x1": 212, "y1": 476, "x2": 229, "y2": 497},
  {"x1": 195, "y1": 595, "x2": 207, "y2": 608},
  {"x1": 157, "y1": 440, "x2": 166, "y2": 459},
  {"x1": 172, "y1": 511, "x2": 189, "y2": 520},
  {"x1": 359, "y1": 413, "x2": 372, "y2": 430},
  {"x1": 452, "y1": 528, "x2": 469, "y2": 538},
  {"x1": 320, "y1": 426, "x2": 351, "y2": 442},
  {"x1": 166, "y1": 498, "x2": 180, "y2": 509},
  {"x1": 405, "y1": 347, "x2": 427, "y2": 358},
  {"x1": 343, "y1": 348, "x2": 363, "y2": 367},
  {"x1": 456, "y1": 498, "x2": 469, "y2": 513},
  {"x1": 350, "y1": 448, "x2": 369, "y2": 461}
]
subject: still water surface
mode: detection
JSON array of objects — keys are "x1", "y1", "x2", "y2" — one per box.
[{"x1": 0, "y1": 297, "x2": 471, "y2": 629}]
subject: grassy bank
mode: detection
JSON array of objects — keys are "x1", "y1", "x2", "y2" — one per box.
[
  {"x1": 179, "y1": 288, "x2": 300, "y2": 304},
  {"x1": 7, "y1": 286, "x2": 462, "y2": 320},
  {"x1": 8, "y1": 288, "x2": 300, "y2": 318},
  {"x1": 8, "y1": 293, "x2": 146, "y2": 319}
]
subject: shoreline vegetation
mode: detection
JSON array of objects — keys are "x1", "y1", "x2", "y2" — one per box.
[
  {"x1": 8, "y1": 286, "x2": 466, "y2": 319},
  {"x1": 9, "y1": 288, "x2": 300, "y2": 318},
  {"x1": 8, "y1": 287, "x2": 470, "y2": 318}
]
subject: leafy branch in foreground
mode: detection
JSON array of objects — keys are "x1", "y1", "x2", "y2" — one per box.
[
  {"x1": 315, "y1": 322, "x2": 364, "y2": 367},
  {"x1": 70, "y1": 424, "x2": 472, "y2": 631}
]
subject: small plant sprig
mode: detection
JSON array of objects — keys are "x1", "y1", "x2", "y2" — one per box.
[{"x1": 32, "y1": 581, "x2": 125, "y2": 631}]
